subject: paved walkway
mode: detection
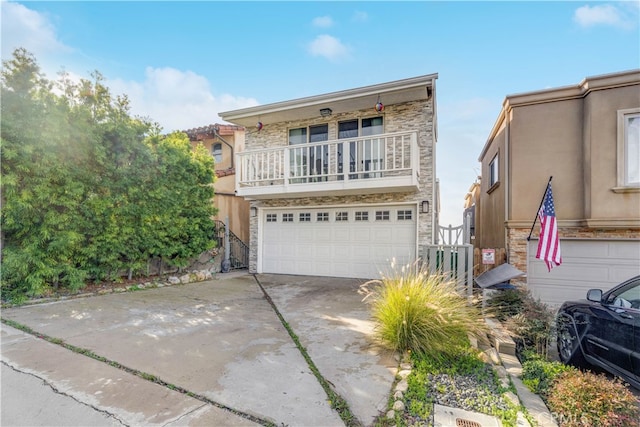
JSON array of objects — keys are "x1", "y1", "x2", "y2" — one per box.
[{"x1": 1, "y1": 272, "x2": 397, "y2": 427}]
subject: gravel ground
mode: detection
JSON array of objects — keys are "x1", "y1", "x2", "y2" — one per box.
[{"x1": 400, "y1": 363, "x2": 516, "y2": 426}]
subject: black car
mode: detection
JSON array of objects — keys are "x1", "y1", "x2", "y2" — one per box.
[{"x1": 556, "y1": 275, "x2": 640, "y2": 390}]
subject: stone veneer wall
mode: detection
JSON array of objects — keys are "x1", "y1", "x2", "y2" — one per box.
[
  {"x1": 245, "y1": 99, "x2": 435, "y2": 273},
  {"x1": 507, "y1": 226, "x2": 640, "y2": 279}
]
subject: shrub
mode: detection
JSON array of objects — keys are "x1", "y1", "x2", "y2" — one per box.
[
  {"x1": 360, "y1": 261, "x2": 486, "y2": 357},
  {"x1": 547, "y1": 370, "x2": 640, "y2": 427},
  {"x1": 502, "y1": 290, "x2": 556, "y2": 359},
  {"x1": 485, "y1": 288, "x2": 526, "y2": 321},
  {"x1": 521, "y1": 358, "x2": 574, "y2": 399}
]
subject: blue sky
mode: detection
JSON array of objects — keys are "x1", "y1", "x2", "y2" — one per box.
[{"x1": 2, "y1": 1, "x2": 639, "y2": 227}]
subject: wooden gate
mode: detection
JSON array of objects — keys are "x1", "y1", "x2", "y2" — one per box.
[{"x1": 422, "y1": 244, "x2": 474, "y2": 298}]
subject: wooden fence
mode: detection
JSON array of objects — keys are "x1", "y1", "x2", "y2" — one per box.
[{"x1": 473, "y1": 248, "x2": 507, "y2": 276}]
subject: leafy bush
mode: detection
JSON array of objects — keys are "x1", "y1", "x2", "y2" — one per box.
[
  {"x1": 485, "y1": 285, "x2": 556, "y2": 358},
  {"x1": 547, "y1": 370, "x2": 639, "y2": 427},
  {"x1": 485, "y1": 288, "x2": 526, "y2": 321},
  {"x1": 1, "y1": 49, "x2": 217, "y2": 301},
  {"x1": 521, "y1": 357, "x2": 574, "y2": 399},
  {"x1": 361, "y1": 261, "x2": 486, "y2": 357}
]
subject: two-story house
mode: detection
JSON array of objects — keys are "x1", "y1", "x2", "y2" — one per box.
[
  {"x1": 475, "y1": 70, "x2": 640, "y2": 306},
  {"x1": 185, "y1": 124, "x2": 250, "y2": 245},
  {"x1": 219, "y1": 74, "x2": 439, "y2": 279}
]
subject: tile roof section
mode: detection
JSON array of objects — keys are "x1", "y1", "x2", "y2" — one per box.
[{"x1": 183, "y1": 124, "x2": 244, "y2": 141}]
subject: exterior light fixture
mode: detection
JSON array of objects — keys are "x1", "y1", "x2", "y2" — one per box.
[
  {"x1": 250, "y1": 206, "x2": 258, "y2": 217},
  {"x1": 421, "y1": 200, "x2": 429, "y2": 214},
  {"x1": 320, "y1": 108, "x2": 332, "y2": 117}
]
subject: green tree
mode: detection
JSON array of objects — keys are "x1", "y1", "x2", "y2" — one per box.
[{"x1": 1, "y1": 49, "x2": 217, "y2": 301}]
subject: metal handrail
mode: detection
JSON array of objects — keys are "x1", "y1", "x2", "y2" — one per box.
[{"x1": 214, "y1": 220, "x2": 249, "y2": 270}]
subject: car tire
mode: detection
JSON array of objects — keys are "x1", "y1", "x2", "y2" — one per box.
[{"x1": 556, "y1": 316, "x2": 587, "y2": 368}]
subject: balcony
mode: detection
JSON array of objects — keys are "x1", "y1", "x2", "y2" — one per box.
[{"x1": 236, "y1": 131, "x2": 420, "y2": 199}]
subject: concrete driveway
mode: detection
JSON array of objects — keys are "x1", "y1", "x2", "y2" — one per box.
[{"x1": 1, "y1": 272, "x2": 397, "y2": 427}]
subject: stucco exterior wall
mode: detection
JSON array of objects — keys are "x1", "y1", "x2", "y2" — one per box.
[
  {"x1": 477, "y1": 120, "x2": 506, "y2": 250},
  {"x1": 509, "y1": 99, "x2": 585, "y2": 222},
  {"x1": 476, "y1": 70, "x2": 640, "y2": 281},
  {"x1": 189, "y1": 130, "x2": 250, "y2": 244},
  {"x1": 584, "y1": 85, "x2": 640, "y2": 220}
]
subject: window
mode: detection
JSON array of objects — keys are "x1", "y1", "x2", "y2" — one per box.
[
  {"x1": 317, "y1": 212, "x2": 329, "y2": 222},
  {"x1": 606, "y1": 278, "x2": 640, "y2": 309},
  {"x1": 212, "y1": 143, "x2": 222, "y2": 164},
  {"x1": 489, "y1": 154, "x2": 499, "y2": 188},
  {"x1": 283, "y1": 213, "x2": 294, "y2": 222},
  {"x1": 338, "y1": 120, "x2": 359, "y2": 139},
  {"x1": 309, "y1": 124, "x2": 329, "y2": 142},
  {"x1": 375, "y1": 210, "x2": 390, "y2": 221},
  {"x1": 266, "y1": 213, "x2": 278, "y2": 222},
  {"x1": 355, "y1": 211, "x2": 369, "y2": 221},
  {"x1": 336, "y1": 212, "x2": 349, "y2": 222},
  {"x1": 338, "y1": 117, "x2": 384, "y2": 138},
  {"x1": 289, "y1": 128, "x2": 307, "y2": 145},
  {"x1": 397, "y1": 210, "x2": 412, "y2": 221},
  {"x1": 616, "y1": 108, "x2": 640, "y2": 190},
  {"x1": 299, "y1": 213, "x2": 311, "y2": 222},
  {"x1": 289, "y1": 125, "x2": 329, "y2": 181},
  {"x1": 362, "y1": 117, "x2": 384, "y2": 136},
  {"x1": 338, "y1": 118, "x2": 384, "y2": 178}
]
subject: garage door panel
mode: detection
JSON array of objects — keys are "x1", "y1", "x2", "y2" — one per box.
[
  {"x1": 280, "y1": 246, "x2": 297, "y2": 257},
  {"x1": 315, "y1": 230, "x2": 333, "y2": 242},
  {"x1": 280, "y1": 229, "x2": 296, "y2": 241},
  {"x1": 610, "y1": 243, "x2": 640, "y2": 260},
  {"x1": 331, "y1": 262, "x2": 352, "y2": 276},
  {"x1": 353, "y1": 229, "x2": 372, "y2": 242},
  {"x1": 372, "y1": 246, "x2": 393, "y2": 259},
  {"x1": 392, "y1": 227, "x2": 415, "y2": 242},
  {"x1": 262, "y1": 205, "x2": 416, "y2": 279},
  {"x1": 372, "y1": 227, "x2": 393, "y2": 242},
  {"x1": 527, "y1": 240, "x2": 640, "y2": 307},
  {"x1": 298, "y1": 229, "x2": 314, "y2": 240}
]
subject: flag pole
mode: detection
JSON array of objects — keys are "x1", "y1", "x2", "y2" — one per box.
[{"x1": 527, "y1": 176, "x2": 553, "y2": 241}]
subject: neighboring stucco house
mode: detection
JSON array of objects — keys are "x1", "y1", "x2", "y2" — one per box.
[
  {"x1": 474, "y1": 69, "x2": 640, "y2": 306},
  {"x1": 184, "y1": 124, "x2": 250, "y2": 245},
  {"x1": 219, "y1": 74, "x2": 439, "y2": 279}
]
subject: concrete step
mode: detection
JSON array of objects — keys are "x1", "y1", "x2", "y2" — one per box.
[{"x1": 484, "y1": 317, "x2": 516, "y2": 356}]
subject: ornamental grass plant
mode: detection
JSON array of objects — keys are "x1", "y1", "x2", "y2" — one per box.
[{"x1": 360, "y1": 260, "x2": 487, "y2": 358}]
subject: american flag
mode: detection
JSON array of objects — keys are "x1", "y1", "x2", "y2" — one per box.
[{"x1": 536, "y1": 182, "x2": 562, "y2": 271}]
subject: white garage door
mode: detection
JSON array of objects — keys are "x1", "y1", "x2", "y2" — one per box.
[
  {"x1": 261, "y1": 205, "x2": 417, "y2": 279},
  {"x1": 527, "y1": 239, "x2": 640, "y2": 308}
]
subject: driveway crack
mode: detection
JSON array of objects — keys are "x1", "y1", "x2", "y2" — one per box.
[
  {"x1": 1, "y1": 361, "x2": 128, "y2": 426},
  {"x1": 161, "y1": 402, "x2": 207, "y2": 427},
  {"x1": 1, "y1": 318, "x2": 275, "y2": 427},
  {"x1": 252, "y1": 274, "x2": 363, "y2": 427}
]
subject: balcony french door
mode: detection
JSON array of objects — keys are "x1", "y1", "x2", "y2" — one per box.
[{"x1": 290, "y1": 124, "x2": 329, "y2": 183}]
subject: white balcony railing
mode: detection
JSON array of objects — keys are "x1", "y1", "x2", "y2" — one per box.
[{"x1": 236, "y1": 131, "x2": 420, "y2": 198}]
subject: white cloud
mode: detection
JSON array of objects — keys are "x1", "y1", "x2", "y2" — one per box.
[
  {"x1": 307, "y1": 34, "x2": 350, "y2": 62},
  {"x1": 352, "y1": 11, "x2": 369, "y2": 22},
  {"x1": 1, "y1": 2, "x2": 257, "y2": 133},
  {"x1": 109, "y1": 67, "x2": 259, "y2": 133},
  {"x1": 312, "y1": 15, "x2": 333, "y2": 28},
  {"x1": 1, "y1": 1, "x2": 72, "y2": 62},
  {"x1": 573, "y1": 3, "x2": 637, "y2": 29}
]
